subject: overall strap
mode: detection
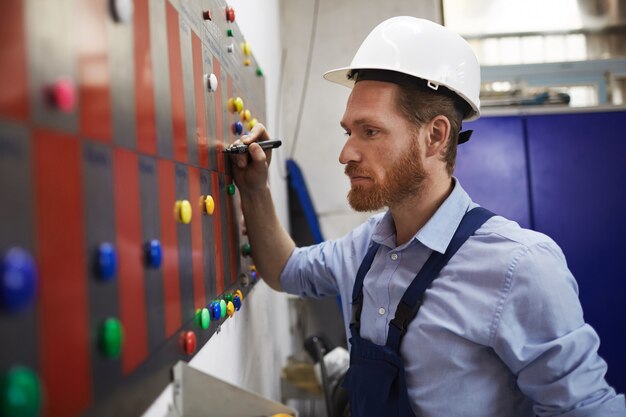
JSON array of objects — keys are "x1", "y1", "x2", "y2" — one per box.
[
  {"x1": 350, "y1": 242, "x2": 381, "y2": 334},
  {"x1": 386, "y1": 207, "x2": 495, "y2": 351}
]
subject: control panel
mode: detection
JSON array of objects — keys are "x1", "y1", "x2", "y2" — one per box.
[{"x1": 0, "y1": 0, "x2": 264, "y2": 415}]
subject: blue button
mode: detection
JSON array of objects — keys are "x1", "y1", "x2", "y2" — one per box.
[
  {"x1": 233, "y1": 295, "x2": 241, "y2": 311},
  {"x1": 145, "y1": 239, "x2": 162, "y2": 268},
  {"x1": 231, "y1": 121, "x2": 243, "y2": 135},
  {"x1": 250, "y1": 271, "x2": 258, "y2": 280},
  {"x1": 97, "y1": 243, "x2": 117, "y2": 280},
  {"x1": 0, "y1": 248, "x2": 37, "y2": 313},
  {"x1": 211, "y1": 302, "x2": 221, "y2": 320}
]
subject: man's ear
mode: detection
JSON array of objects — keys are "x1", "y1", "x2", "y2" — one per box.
[{"x1": 424, "y1": 115, "x2": 451, "y2": 158}]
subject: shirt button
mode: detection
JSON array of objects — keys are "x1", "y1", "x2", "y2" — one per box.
[
  {"x1": 378, "y1": 307, "x2": 386, "y2": 315},
  {"x1": 390, "y1": 253, "x2": 398, "y2": 261}
]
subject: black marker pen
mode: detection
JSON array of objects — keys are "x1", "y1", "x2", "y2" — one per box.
[{"x1": 223, "y1": 139, "x2": 282, "y2": 154}]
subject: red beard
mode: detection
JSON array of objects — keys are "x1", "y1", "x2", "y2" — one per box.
[{"x1": 345, "y1": 139, "x2": 427, "y2": 211}]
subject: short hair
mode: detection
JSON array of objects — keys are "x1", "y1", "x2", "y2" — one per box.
[{"x1": 353, "y1": 70, "x2": 470, "y2": 175}]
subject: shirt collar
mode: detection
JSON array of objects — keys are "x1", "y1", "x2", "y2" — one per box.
[{"x1": 371, "y1": 178, "x2": 472, "y2": 253}]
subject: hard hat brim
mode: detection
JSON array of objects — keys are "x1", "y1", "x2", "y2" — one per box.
[{"x1": 323, "y1": 67, "x2": 357, "y2": 88}]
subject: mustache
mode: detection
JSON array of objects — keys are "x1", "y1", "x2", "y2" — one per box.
[{"x1": 344, "y1": 163, "x2": 372, "y2": 178}]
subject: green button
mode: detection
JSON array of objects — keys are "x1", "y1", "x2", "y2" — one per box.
[
  {"x1": 0, "y1": 366, "x2": 41, "y2": 417},
  {"x1": 227, "y1": 184, "x2": 236, "y2": 195},
  {"x1": 241, "y1": 243, "x2": 251, "y2": 257},
  {"x1": 224, "y1": 293, "x2": 233, "y2": 302},
  {"x1": 100, "y1": 317, "x2": 123, "y2": 358},
  {"x1": 256, "y1": 67, "x2": 263, "y2": 77},
  {"x1": 226, "y1": 28, "x2": 234, "y2": 37},
  {"x1": 196, "y1": 308, "x2": 210, "y2": 330},
  {"x1": 219, "y1": 299, "x2": 227, "y2": 318}
]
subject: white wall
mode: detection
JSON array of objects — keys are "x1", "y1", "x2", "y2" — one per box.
[{"x1": 279, "y1": 0, "x2": 441, "y2": 240}]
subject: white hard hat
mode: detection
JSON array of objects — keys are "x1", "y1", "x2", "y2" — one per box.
[{"x1": 323, "y1": 16, "x2": 481, "y2": 121}]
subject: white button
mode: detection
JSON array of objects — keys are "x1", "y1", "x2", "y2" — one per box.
[
  {"x1": 378, "y1": 307, "x2": 386, "y2": 315},
  {"x1": 205, "y1": 73, "x2": 218, "y2": 92},
  {"x1": 111, "y1": 0, "x2": 134, "y2": 23},
  {"x1": 390, "y1": 253, "x2": 398, "y2": 261}
]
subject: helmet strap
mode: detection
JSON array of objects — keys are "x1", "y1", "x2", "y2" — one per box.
[
  {"x1": 458, "y1": 128, "x2": 473, "y2": 144},
  {"x1": 426, "y1": 81, "x2": 440, "y2": 91}
]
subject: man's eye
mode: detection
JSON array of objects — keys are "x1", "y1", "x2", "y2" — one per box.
[{"x1": 365, "y1": 129, "x2": 378, "y2": 137}]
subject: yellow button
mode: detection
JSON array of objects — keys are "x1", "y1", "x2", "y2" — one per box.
[
  {"x1": 242, "y1": 42, "x2": 251, "y2": 57},
  {"x1": 226, "y1": 301, "x2": 235, "y2": 317},
  {"x1": 243, "y1": 59, "x2": 251, "y2": 66},
  {"x1": 227, "y1": 97, "x2": 236, "y2": 113},
  {"x1": 239, "y1": 109, "x2": 251, "y2": 122},
  {"x1": 203, "y1": 195, "x2": 215, "y2": 215},
  {"x1": 175, "y1": 200, "x2": 192, "y2": 224},
  {"x1": 174, "y1": 201, "x2": 181, "y2": 220},
  {"x1": 235, "y1": 289, "x2": 243, "y2": 300},
  {"x1": 234, "y1": 97, "x2": 244, "y2": 113},
  {"x1": 248, "y1": 118, "x2": 257, "y2": 131}
]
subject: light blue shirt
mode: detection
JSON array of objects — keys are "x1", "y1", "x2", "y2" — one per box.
[{"x1": 280, "y1": 179, "x2": 626, "y2": 416}]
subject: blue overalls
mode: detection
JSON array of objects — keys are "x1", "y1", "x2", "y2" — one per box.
[{"x1": 342, "y1": 207, "x2": 494, "y2": 417}]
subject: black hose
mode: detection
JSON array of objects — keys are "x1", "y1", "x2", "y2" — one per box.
[{"x1": 312, "y1": 336, "x2": 334, "y2": 417}]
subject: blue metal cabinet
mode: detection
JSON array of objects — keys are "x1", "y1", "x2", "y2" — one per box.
[
  {"x1": 526, "y1": 110, "x2": 626, "y2": 394},
  {"x1": 456, "y1": 110, "x2": 626, "y2": 393},
  {"x1": 457, "y1": 116, "x2": 532, "y2": 228}
]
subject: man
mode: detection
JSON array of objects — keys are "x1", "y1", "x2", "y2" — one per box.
[{"x1": 230, "y1": 16, "x2": 626, "y2": 417}]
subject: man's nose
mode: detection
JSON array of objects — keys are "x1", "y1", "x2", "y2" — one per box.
[{"x1": 339, "y1": 137, "x2": 361, "y2": 165}]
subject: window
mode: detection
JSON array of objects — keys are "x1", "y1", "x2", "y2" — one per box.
[{"x1": 443, "y1": 0, "x2": 626, "y2": 108}]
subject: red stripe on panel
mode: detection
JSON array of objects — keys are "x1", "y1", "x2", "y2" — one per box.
[
  {"x1": 165, "y1": 1, "x2": 187, "y2": 162},
  {"x1": 113, "y1": 149, "x2": 148, "y2": 375},
  {"x1": 212, "y1": 57, "x2": 224, "y2": 173},
  {"x1": 0, "y1": 0, "x2": 28, "y2": 121},
  {"x1": 211, "y1": 172, "x2": 224, "y2": 294},
  {"x1": 157, "y1": 159, "x2": 181, "y2": 337},
  {"x1": 34, "y1": 130, "x2": 91, "y2": 416},
  {"x1": 226, "y1": 175, "x2": 238, "y2": 284},
  {"x1": 76, "y1": 0, "x2": 112, "y2": 142},
  {"x1": 188, "y1": 167, "x2": 206, "y2": 308},
  {"x1": 134, "y1": 0, "x2": 157, "y2": 155},
  {"x1": 191, "y1": 33, "x2": 209, "y2": 168}
]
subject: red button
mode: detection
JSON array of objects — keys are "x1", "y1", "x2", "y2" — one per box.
[
  {"x1": 48, "y1": 78, "x2": 76, "y2": 112},
  {"x1": 181, "y1": 331, "x2": 196, "y2": 355},
  {"x1": 225, "y1": 6, "x2": 235, "y2": 22}
]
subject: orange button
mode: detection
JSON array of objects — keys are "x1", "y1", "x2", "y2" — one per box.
[{"x1": 202, "y1": 195, "x2": 215, "y2": 215}]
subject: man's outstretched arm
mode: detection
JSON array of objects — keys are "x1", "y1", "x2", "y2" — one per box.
[{"x1": 229, "y1": 124, "x2": 295, "y2": 291}]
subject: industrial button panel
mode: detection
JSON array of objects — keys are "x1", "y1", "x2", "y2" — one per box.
[{"x1": 0, "y1": 0, "x2": 262, "y2": 415}]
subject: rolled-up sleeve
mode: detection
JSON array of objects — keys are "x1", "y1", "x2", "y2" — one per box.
[
  {"x1": 490, "y1": 241, "x2": 626, "y2": 416},
  {"x1": 280, "y1": 240, "x2": 344, "y2": 298},
  {"x1": 280, "y1": 215, "x2": 379, "y2": 299}
]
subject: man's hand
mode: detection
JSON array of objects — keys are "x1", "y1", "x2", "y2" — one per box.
[
  {"x1": 230, "y1": 123, "x2": 273, "y2": 194},
  {"x1": 225, "y1": 122, "x2": 295, "y2": 292}
]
